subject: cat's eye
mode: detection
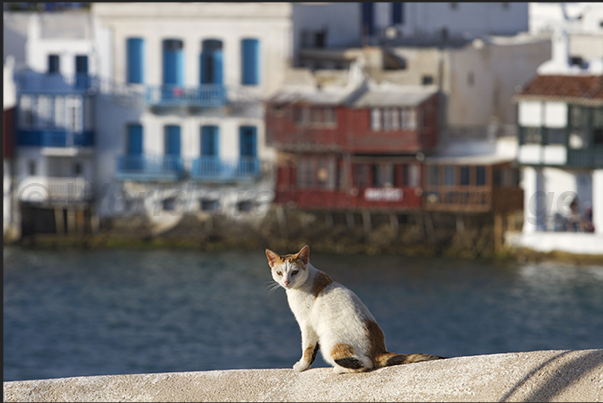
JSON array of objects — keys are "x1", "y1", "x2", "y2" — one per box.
[
  {"x1": 276, "y1": 271, "x2": 282, "y2": 276},
  {"x1": 292, "y1": 270, "x2": 299, "y2": 275}
]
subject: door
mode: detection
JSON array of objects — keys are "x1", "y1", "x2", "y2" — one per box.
[
  {"x1": 165, "y1": 125, "x2": 181, "y2": 172},
  {"x1": 163, "y1": 39, "x2": 184, "y2": 86},
  {"x1": 200, "y1": 39, "x2": 223, "y2": 85},
  {"x1": 239, "y1": 126, "x2": 257, "y2": 174},
  {"x1": 75, "y1": 55, "x2": 89, "y2": 88}
]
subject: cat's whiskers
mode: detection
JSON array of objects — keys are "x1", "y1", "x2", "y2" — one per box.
[{"x1": 266, "y1": 280, "x2": 282, "y2": 296}]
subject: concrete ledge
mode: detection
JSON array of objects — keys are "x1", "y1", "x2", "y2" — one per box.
[{"x1": 4, "y1": 350, "x2": 603, "y2": 402}]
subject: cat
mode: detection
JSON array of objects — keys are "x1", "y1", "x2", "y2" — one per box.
[{"x1": 265, "y1": 245, "x2": 445, "y2": 374}]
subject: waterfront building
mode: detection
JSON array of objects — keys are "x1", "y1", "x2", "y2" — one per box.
[
  {"x1": 90, "y1": 3, "x2": 294, "y2": 224},
  {"x1": 266, "y1": 78, "x2": 438, "y2": 211},
  {"x1": 508, "y1": 24, "x2": 603, "y2": 254},
  {"x1": 11, "y1": 12, "x2": 99, "y2": 236},
  {"x1": 4, "y1": 57, "x2": 18, "y2": 239}
]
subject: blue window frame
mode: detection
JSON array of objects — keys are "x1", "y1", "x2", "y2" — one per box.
[
  {"x1": 127, "y1": 38, "x2": 144, "y2": 84},
  {"x1": 165, "y1": 125, "x2": 181, "y2": 155},
  {"x1": 75, "y1": 55, "x2": 89, "y2": 88},
  {"x1": 241, "y1": 38, "x2": 260, "y2": 85},
  {"x1": 163, "y1": 39, "x2": 184, "y2": 86},
  {"x1": 201, "y1": 125, "x2": 219, "y2": 157},
  {"x1": 392, "y1": 3, "x2": 404, "y2": 25},
  {"x1": 239, "y1": 126, "x2": 257, "y2": 157},
  {"x1": 127, "y1": 124, "x2": 143, "y2": 155},
  {"x1": 48, "y1": 55, "x2": 60, "y2": 74},
  {"x1": 361, "y1": 3, "x2": 375, "y2": 36},
  {"x1": 200, "y1": 39, "x2": 223, "y2": 85}
]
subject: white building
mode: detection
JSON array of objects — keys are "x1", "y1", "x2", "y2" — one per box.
[
  {"x1": 508, "y1": 27, "x2": 603, "y2": 254},
  {"x1": 91, "y1": 2, "x2": 293, "y2": 224}
]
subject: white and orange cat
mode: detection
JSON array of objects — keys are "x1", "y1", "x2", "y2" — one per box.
[{"x1": 265, "y1": 245, "x2": 444, "y2": 374}]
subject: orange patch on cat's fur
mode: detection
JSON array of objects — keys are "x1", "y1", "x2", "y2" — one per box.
[
  {"x1": 303, "y1": 345, "x2": 316, "y2": 363},
  {"x1": 330, "y1": 343, "x2": 355, "y2": 361},
  {"x1": 311, "y1": 272, "x2": 333, "y2": 297}
]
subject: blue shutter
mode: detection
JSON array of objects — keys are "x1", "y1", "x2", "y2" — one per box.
[
  {"x1": 201, "y1": 40, "x2": 223, "y2": 85},
  {"x1": 392, "y1": 3, "x2": 404, "y2": 25},
  {"x1": 127, "y1": 124, "x2": 143, "y2": 155},
  {"x1": 165, "y1": 125, "x2": 181, "y2": 155},
  {"x1": 127, "y1": 38, "x2": 144, "y2": 84},
  {"x1": 241, "y1": 39, "x2": 259, "y2": 85},
  {"x1": 361, "y1": 3, "x2": 375, "y2": 36},
  {"x1": 239, "y1": 126, "x2": 257, "y2": 157},
  {"x1": 163, "y1": 40, "x2": 183, "y2": 86},
  {"x1": 75, "y1": 55, "x2": 89, "y2": 88},
  {"x1": 201, "y1": 126, "x2": 219, "y2": 157}
]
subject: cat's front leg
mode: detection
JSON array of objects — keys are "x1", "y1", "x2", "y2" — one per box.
[{"x1": 293, "y1": 325, "x2": 319, "y2": 372}]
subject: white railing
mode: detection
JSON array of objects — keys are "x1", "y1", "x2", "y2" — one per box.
[{"x1": 17, "y1": 176, "x2": 92, "y2": 203}]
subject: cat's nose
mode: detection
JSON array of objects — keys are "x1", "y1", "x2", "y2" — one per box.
[{"x1": 284, "y1": 280, "x2": 290, "y2": 286}]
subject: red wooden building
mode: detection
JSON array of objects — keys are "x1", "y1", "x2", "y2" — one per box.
[{"x1": 265, "y1": 85, "x2": 439, "y2": 210}]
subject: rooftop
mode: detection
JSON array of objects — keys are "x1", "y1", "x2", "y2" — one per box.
[{"x1": 514, "y1": 74, "x2": 603, "y2": 104}]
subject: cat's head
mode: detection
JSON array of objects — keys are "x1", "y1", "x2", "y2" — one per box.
[{"x1": 265, "y1": 245, "x2": 310, "y2": 290}]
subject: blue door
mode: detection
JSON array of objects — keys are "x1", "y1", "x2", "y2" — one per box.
[
  {"x1": 164, "y1": 125, "x2": 181, "y2": 173},
  {"x1": 239, "y1": 126, "x2": 257, "y2": 174},
  {"x1": 127, "y1": 38, "x2": 144, "y2": 84},
  {"x1": 392, "y1": 3, "x2": 404, "y2": 24},
  {"x1": 127, "y1": 124, "x2": 143, "y2": 155},
  {"x1": 200, "y1": 39, "x2": 223, "y2": 85},
  {"x1": 75, "y1": 55, "x2": 89, "y2": 88},
  {"x1": 241, "y1": 38, "x2": 259, "y2": 85},
  {"x1": 361, "y1": 3, "x2": 375, "y2": 36},
  {"x1": 126, "y1": 124, "x2": 143, "y2": 171},
  {"x1": 163, "y1": 39, "x2": 184, "y2": 86},
  {"x1": 201, "y1": 125, "x2": 219, "y2": 157}
]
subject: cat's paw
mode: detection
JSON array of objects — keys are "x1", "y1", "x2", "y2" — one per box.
[{"x1": 293, "y1": 360, "x2": 310, "y2": 372}]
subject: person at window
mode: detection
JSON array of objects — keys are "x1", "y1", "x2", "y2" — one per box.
[{"x1": 566, "y1": 197, "x2": 583, "y2": 232}]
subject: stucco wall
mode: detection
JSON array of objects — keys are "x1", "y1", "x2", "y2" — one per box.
[{"x1": 4, "y1": 350, "x2": 602, "y2": 402}]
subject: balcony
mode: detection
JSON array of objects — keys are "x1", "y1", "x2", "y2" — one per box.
[
  {"x1": 115, "y1": 154, "x2": 184, "y2": 182},
  {"x1": 16, "y1": 72, "x2": 96, "y2": 94},
  {"x1": 17, "y1": 130, "x2": 94, "y2": 147},
  {"x1": 18, "y1": 176, "x2": 92, "y2": 204},
  {"x1": 567, "y1": 148, "x2": 603, "y2": 168},
  {"x1": 190, "y1": 157, "x2": 260, "y2": 182},
  {"x1": 145, "y1": 85, "x2": 227, "y2": 108}
]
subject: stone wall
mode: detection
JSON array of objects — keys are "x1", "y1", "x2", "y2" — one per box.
[{"x1": 4, "y1": 350, "x2": 602, "y2": 402}]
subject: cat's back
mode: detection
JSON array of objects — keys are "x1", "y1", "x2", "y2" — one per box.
[{"x1": 312, "y1": 276, "x2": 375, "y2": 324}]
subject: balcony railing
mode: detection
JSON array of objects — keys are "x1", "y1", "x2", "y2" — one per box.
[
  {"x1": 191, "y1": 157, "x2": 260, "y2": 181},
  {"x1": 567, "y1": 148, "x2": 603, "y2": 168},
  {"x1": 16, "y1": 72, "x2": 97, "y2": 94},
  {"x1": 18, "y1": 176, "x2": 92, "y2": 203},
  {"x1": 115, "y1": 154, "x2": 184, "y2": 182},
  {"x1": 17, "y1": 130, "x2": 94, "y2": 147},
  {"x1": 145, "y1": 85, "x2": 228, "y2": 107}
]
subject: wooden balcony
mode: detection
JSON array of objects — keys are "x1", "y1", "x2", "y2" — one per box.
[{"x1": 423, "y1": 186, "x2": 523, "y2": 213}]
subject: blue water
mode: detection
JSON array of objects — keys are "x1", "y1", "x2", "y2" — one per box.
[{"x1": 4, "y1": 246, "x2": 603, "y2": 382}]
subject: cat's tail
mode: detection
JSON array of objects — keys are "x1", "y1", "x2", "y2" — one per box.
[{"x1": 375, "y1": 352, "x2": 446, "y2": 368}]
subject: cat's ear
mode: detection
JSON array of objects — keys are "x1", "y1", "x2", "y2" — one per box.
[
  {"x1": 265, "y1": 249, "x2": 281, "y2": 268},
  {"x1": 296, "y1": 245, "x2": 310, "y2": 265}
]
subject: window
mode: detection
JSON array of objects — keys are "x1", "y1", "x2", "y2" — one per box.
[
  {"x1": 428, "y1": 165, "x2": 439, "y2": 186},
  {"x1": 164, "y1": 125, "x2": 181, "y2": 155},
  {"x1": 593, "y1": 108, "x2": 603, "y2": 146},
  {"x1": 422, "y1": 75, "x2": 434, "y2": 85},
  {"x1": 298, "y1": 158, "x2": 314, "y2": 188},
  {"x1": 444, "y1": 166, "x2": 455, "y2": 185},
  {"x1": 324, "y1": 108, "x2": 336, "y2": 124},
  {"x1": 54, "y1": 96, "x2": 65, "y2": 130},
  {"x1": 163, "y1": 39, "x2": 184, "y2": 86},
  {"x1": 75, "y1": 55, "x2": 89, "y2": 88},
  {"x1": 239, "y1": 126, "x2": 257, "y2": 158},
  {"x1": 28, "y1": 161, "x2": 36, "y2": 176},
  {"x1": 521, "y1": 126, "x2": 542, "y2": 144},
  {"x1": 66, "y1": 95, "x2": 83, "y2": 133},
  {"x1": 48, "y1": 55, "x2": 60, "y2": 74},
  {"x1": 201, "y1": 39, "x2": 223, "y2": 85},
  {"x1": 201, "y1": 125, "x2": 219, "y2": 157},
  {"x1": 200, "y1": 198, "x2": 219, "y2": 211},
  {"x1": 353, "y1": 164, "x2": 369, "y2": 187},
  {"x1": 400, "y1": 108, "x2": 416, "y2": 130},
  {"x1": 37, "y1": 95, "x2": 53, "y2": 129},
  {"x1": 383, "y1": 108, "x2": 393, "y2": 131},
  {"x1": 476, "y1": 166, "x2": 486, "y2": 186},
  {"x1": 241, "y1": 38, "x2": 260, "y2": 85},
  {"x1": 371, "y1": 108, "x2": 381, "y2": 131},
  {"x1": 127, "y1": 124, "x2": 143, "y2": 155},
  {"x1": 19, "y1": 95, "x2": 34, "y2": 129},
  {"x1": 73, "y1": 162, "x2": 82, "y2": 176},
  {"x1": 460, "y1": 166, "x2": 470, "y2": 186},
  {"x1": 126, "y1": 38, "x2": 144, "y2": 84},
  {"x1": 545, "y1": 128, "x2": 565, "y2": 145},
  {"x1": 84, "y1": 97, "x2": 93, "y2": 131},
  {"x1": 408, "y1": 164, "x2": 419, "y2": 187},
  {"x1": 361, "y1": 3, "x2": 375, "y2": 36},
  {"x1": 392, "y1": 3, "x2": 404, "y2": 25}
]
